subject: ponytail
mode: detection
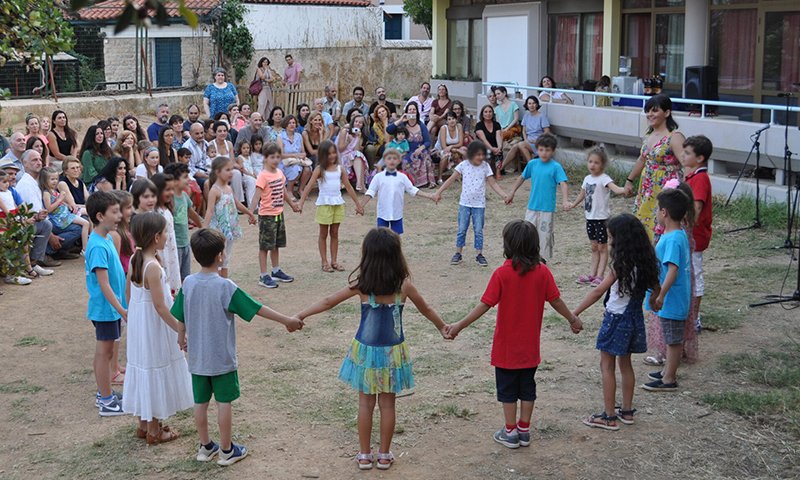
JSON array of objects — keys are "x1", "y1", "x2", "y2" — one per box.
[
  {"x1": 129, "y1": 212, "x2": 167, "y2": 285},
  {"x1": 129, "y1": 247, "x2": 145, "y2": 285}
]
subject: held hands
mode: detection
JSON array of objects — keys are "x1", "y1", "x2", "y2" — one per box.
[
  {"x1": 247, "y1": 212, "x2": 257, "y2": 225},
  {"x1": 562, "y1": 201, "x2": 571, "y2": 211},
  {"x1": 432, "y1": 193, "x2": 442, "y2": 203},
  {"x1": 355, "y1": 204, "x2": 364, "y2": 216},
  {"x1": 504, "y1": 193, "x2": 514, "y2": 205},
  {"x1": 568, "y1": 314, "x2": 583, "y2": 334},
  {"x1": 177, "y1": 332, "x2": 187, "y2": 352},
  {"x1": 442, "y1": 322, "x2": 462, "y2": 340},
  {"x1": 285, "y1": 316, "x2": 304, "y2": 333},
  {"x1": 623, "y1": 180, "x2": 635, "y2": 197},
  {"x1": 290, "y1": 201, "x2": 302, "y2": 213},
  {"x1": 650, "y1": 294, "x2": 664, "y2": 312}
]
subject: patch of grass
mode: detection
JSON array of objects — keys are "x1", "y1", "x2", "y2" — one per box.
[
  {"x1": 718, "y1": 344, "x2": 800, "y2": 388},
  {"x1": 271, "y1": 360, "x2": 303, "y2": 373},
  {"x1": 0, "y1": 380, "x2": 45, "y2": 394},
  {"x1": 14, "y1": 336, "x2": 53, "y2": 347},
  {"x1": 714, "y1": 195, "x2": 788, "y2": 232},
  {"x1": 10, "y1": 397, "x2": 32, "y2": 422},
  {"x1": 701, "y1": 263, "x2": 787, "y2": 331},
  {"x1": 425, "y1": 403, "x2": 476, "y2": 420}
]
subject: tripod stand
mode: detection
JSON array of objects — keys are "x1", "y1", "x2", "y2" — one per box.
[
  {"x1": 778, "y1": 92, "x2": 796, "y2": 249},
  {"x1": 726, "y1": 124, "x2": 770, "y2": 232}
]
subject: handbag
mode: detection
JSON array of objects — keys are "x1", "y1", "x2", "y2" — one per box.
[{"x1": 248, "y1": 70, "x2": 262, "y2": 96}]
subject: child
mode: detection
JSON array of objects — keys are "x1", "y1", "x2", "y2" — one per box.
[
  {"x1": 136, "y1": 147, "x2": 163, "y2": 180},
  {"x1": 296, "y1": 228, "x2": 448, "y2": 470},
  {"x1": 109, "y1": 190, "x2": 134, "y2": 385},
  {"x1": 177, "y1": 147, "x2": 192, "y2": 165},
  {"x1": 298, "y1": 139, "x2": 363, "y2": 272},
  {"x1": 567, "y1": 146, "x2": 626, "y2": 285},
  {"x1": 249, "y1": 136, "x2": 265, "y2": 176},
  {"x1": 131, "y1": 178, "x2": 158, "y2": 215},
  {"x1": 506, "y1": 133, "x2": 569, "y2": 261},
  {"x1": 123, "y1": 212, "x2": 194, "y2": 444},
  {"x1": 206, "y1": 142, "x2": 218, "y2": 160},
  {"x1": 177, "y1": 147, "x2": 203, "y2": 216},
  {"x1": 595, "y1": 75, "x2": 611, "y2": 107},
  {"x1": 40, "y1": 166, "x2": 91, "y2": 254},
  {"x1": 84, "y1": 191, "x2": 127, "y2": 416},
  {"x1": 205, "y1": 157, "x2": 256, "y2": 278},
  {"x1": 445, "y1": 220, "x2": 582, "y2": 448},
  {"x1": 386, "y1": 127, "x2": 410, "y2": 156},
  {"x1": 643, "y1": 188, "x2": 692, "y2": 392},
  {"x1": 170, "y1": 228, "x2": 303, "y2": 466},
  {"x1": 434, "y1": 141, "x2": 508, "y2": 267},
  {"x1": 164, "y1": 163, "x2": 204, "y2": 280},
  {"x1": 0, "y1": 170, "x2": 16, "y2": 216},
  {"x1": 250, "y1": 144, "x2": 301, "y2": 289},
  {"x1": 361, "y1": 148, "x2": 437, "y2": 235},
  {"x1": 572, "y1": 214, "x2": 660, "y2": 430},
  {"x1": 151, "y1": 173, "x2": 182, "y2": 291},
  {"x1": 235, "y1": 140, "x2": 258, "y2": 205}
]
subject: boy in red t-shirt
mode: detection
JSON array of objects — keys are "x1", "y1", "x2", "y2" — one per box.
[
  {"x1": 681, "y1": 135, "x2": 713, "y2": 320},
  {"x1": 446, "y1": 220, "x2": 582, "y2": 449}
]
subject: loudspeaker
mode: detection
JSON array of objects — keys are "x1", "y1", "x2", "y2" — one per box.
[{"x1": 685, "y1": 66, "x2": 719, "y2": 101}]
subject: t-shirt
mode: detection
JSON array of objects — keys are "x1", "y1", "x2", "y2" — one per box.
[
  {"x1": 686, "y1": 167, "x2": 712, "y2": 252},
  {"x1": 387, "y1": 139, "x2": 409, "y2": 154},
  {"x1": 581, "y1": 173, "x2": 614, "y2": 220},
  {"x1": 284, "y1": 63, "x2": 303, "y2": 86},
  {"x1": 369, "y1": 101, "x2": 397, "y2": 118},
  {"x1": 481, "y1": 260, "x2": 560, "y2": 369},
  {"x1": 648, "y1": 229, "x2": 691, "y2": 321},
  {"x1": 521, "y1": 159, "x2": 568, "y2": 212},
  {"x1": 475, "y1": 121, "x2": 502, "y2": 149},
  {"x1": 85, "y1": 231, "x2": 127, "y2": 322},
  {"x1": 455, "y1": 160, "x2": 493, "y2": 208},
  {"x1": 147, "y1": 122, "x2": 165, "y2": 142},
  {"x1": 171, "y1": 272, "x2": 262, "y2": 376},
  {"x1": 173, "y1": 191, "x2": 191, "y2": 248},
  {"x1": 15, "y1": 173, "x2": 44, "y2": 211},
  {"x1": 521, "y1": 111, "x2": 550, "y2": 143},
  {"x1": 365, "y1": 170, "x2": 418, "y2": 221},
  {"x1": 256, "y1": 168, "x2": 286, "y2": 216},
  {"x1": 494, "y1": 102, "x2": 519, "y2": 129},
  {"x1": 135, "y1": 163, "x2": 163, "y2": 178}
]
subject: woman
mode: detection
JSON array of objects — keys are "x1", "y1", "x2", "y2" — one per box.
[
  {"x1": 337, "y1": 113, "x2": 369, "y2": 192},
  {"x1": 626, "y1": 94, "x2": 685, "y2": 241},
  {"x1": 58, "y1": 157, "x2": 89, "y2": 207},
  {"x1": 24, "y1": 114, "x2": 50, "y2": 164},
  {"x1": 436, "y1": 111, "x2": 466, "y2": 181},
  {"x1": 539, "y1": 75, "x2": 573, "y2": 104},
  {"x1": 493, "y1": 86, "x2": 521, "y2": 144},
  {"x1": 486, "y1": 88, "x2": 497, "y2": 108},
  {"x1": 366, "y1": 104, "x2": 392, "y2": 169},
  {"x1": 114, "y1": 130, "x2": 141, "y2": 177},
  {"x1": 504, "y1": 95, "x2": 551, "y2": 172},
  {"x1": 427, "y1": 84, "x2": 452, "y2": 139},
  {"x1": 98, "y1": 120, "x2": 116, "y2": 149},
  {"x1": 255, "y1": 57, "x2": 276, "y2": 119},
  {"x1": 474, "y1": 105, "x2": 504, "y2": 175},
  {"x1": 302, "y1": 111, "x2": 330, "y2": 167},
  {"x1": 79, "y1": 125, "x2": 113, "y2": 188},
  {"x1": 47, "y1": 110, "x2": 78, "y2": 167},
  {"x1": 122, "y1": 115, "x2": 148, "y2": 142},
  {"x1": 266, "y1": 106, "x2": 285, "y2": 143},
  {"x1": 277, "y1": 115, "x2": 312, "y2": 198},
  {"x1": 25, "y1": 137, "x2": 48, "y2": 167},
  {"x1": 157, "y1": 125, "x2": 178, "y2": 166},
  {"x1": 450, "y1": 100, "x2": 472, "y2": 143},
  {"x1": 95, "y1": 156, "x2": 131, "y2": 192},
  {"x1": 204, "y1": 68, "x2": 240, "y2": 118},
  {"x1": 387, "y1": 103, "x2": 435, "y2": 188},
  {"x1": 234, "y1": 103, "x2": 252, "y2": 131},
  {"x1": 296, "y1": 104, "x2": 311, "y2": 134},
  {"x1": 107, "y1": 117, "x2": 121, "y2": 146}
]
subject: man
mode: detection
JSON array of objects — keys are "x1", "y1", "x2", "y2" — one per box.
[
  {"x1": 312, "y1": 98, "x2": 336, "y2": 137},
  {"x1": 369, "y1": 86, "x2": 397, "y2": 120},
  {"x1": 322, "y1": 85, "x2": 342, "y2": 123},
  {"x1": 405, "y1": 82, "x2": 433, "y2": 124},
  {"x1": 283, "y1": 54, "x2": 303, "y2": 88},
  {"x1": 342, "y1": 86, "x2": 369, "y2": 120},
  {"x1": 182, "y1": 122, "x2": 209, "y2": 188},
  {"x1": 1, "y1": 132, "x2": 27, "y2": 173},
  {"x1": 233, "y1": 112, "x2": 270, "y2": 152},
  {"x1": 147, "y1": 103, "x2": 170, "y2": 141},
  {"x1": 182, "y1": 104, "x2": 201, "y2": 140}
]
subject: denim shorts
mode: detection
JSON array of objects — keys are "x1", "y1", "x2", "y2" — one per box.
[
  {"x1": 596, "y1": 309, "x2": 647, "y2": 356},
  {"x1": 377, "y1": 218, "x2": 404, "y2": 234},
  {"x1": 92, "y1": 320, "x2": 122, "y2": 341}
]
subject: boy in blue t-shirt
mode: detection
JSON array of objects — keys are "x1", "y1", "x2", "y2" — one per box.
[
  {"x1": 84, "y1": 191, "x2": 127, "y2": 416},
  {"x1": 643, "y1": 188, "x2": 692, "y2": 393},
  {"x1": 506, "y1": 133, "x2": 569, "y2": 261}
]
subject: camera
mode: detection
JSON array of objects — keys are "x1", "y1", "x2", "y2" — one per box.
[{"x1": 352, "y1": 127, "x2": 361, "y2": 134}]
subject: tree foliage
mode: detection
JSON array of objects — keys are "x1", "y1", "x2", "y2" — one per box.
[
  {"x1": 0, "y1": 205, "x2": 37, "y2": 278},
  {"x1": 403, "y1": 0, "x2": 432, "y2": 39},
  {"x1": 0, "y1": 1, "x2": 76, "y2": 68},
  {"x1": 69, "y1": 0, "x2": 198, "y2": 34},
  {"x1": 211, "y1": 0, "x2": 254, "y2": 83}
]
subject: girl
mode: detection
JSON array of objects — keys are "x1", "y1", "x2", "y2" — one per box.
[
  {"x1": 131, "y1": 178, "x2": 158, "y2": 215},
  {"x1": 236, "y1": 140, "x2": 259, "y2": 202},
  {"x1": 337, "y1": 114, "x2": 369, "y2": 192},
  {"x1": 123, "y1": 212, "x2": 193, "y2": 445},
  {"x1": 436, "y1": 111, "x2": 466, "y2": 182},
  {"x1": 136, "y1": 147, "x2": 163, "y2": 179},
  {"x1": 567, "y1": 147, "x2": 626, "y2": 286},
  {"x1": 249, "y1": 135, "x2": 265, "y2": 176},
  {"x1": 151, "y1": 173, "x2": 182, "y2": 292},
  {"x1": 572, "y1": 213, "x2": 660, "y2": 430},
  {"x1": 109, "y1": 190, "x2": 135, "y2": 385},
  {"x1": 204, "y1": 157, "x2": 256, "y2": 278},
  {"x1": 298, "y1": 140, "x2": 363, "y2": 272},
  {"x1": 296, "y1": 228, "x2": 448, "y2": 470},
  {"x1": 40, "y1": 167, "x2": 90, "y2": 255}
]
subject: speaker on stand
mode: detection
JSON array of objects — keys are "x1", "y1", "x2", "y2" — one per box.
[{"x1": 685, "y1": 66, "x2": 719, "y2": 116}]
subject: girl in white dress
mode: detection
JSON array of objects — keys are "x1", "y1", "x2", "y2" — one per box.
[
  {"x1": 123, "y1": 212, "x2": 193, "y2": 445},
  {"x1": 151, "y1": 173, "x2": 182, "y2": 292}
]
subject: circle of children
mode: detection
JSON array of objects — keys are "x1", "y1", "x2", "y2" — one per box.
[{"x1": 0, "y1": 84, "x2": 713, "y2": 468}]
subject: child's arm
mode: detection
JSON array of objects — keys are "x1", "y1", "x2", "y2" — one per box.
[
  {"x1": 403, "y1": 279, "x2": 448, "y2": 338},
  {"x1": 296, "y1": 286, "x2": 360, "y2": 320},
  {"x1": 360, "y1": 193, "x2": 373, "y2": 209},
  {"x1": 433, "y1": 170, "x2": 460, "y2": 202},
  {"x1": 651, "y1": 263, "x2": 678, "y2": 312},
  {"x1": 96, "y1": 268, "x2": 127, "y2": 322},
  {"x1": 298, "y1": 167, "x2": 322, "y2": 209},
  {"x1": 607, "y1": 182, "x2": 626, "y2": 196},
  {"x1": 559, "y1": 181, "x2": 570, "y2": 211},
  {"x1": 187, "y1": 203, "x2": 203, "y2": 227},
  {"x1": 486, "y1": 176, "x2": 509, "y2": 202},
  {"x1": 256, "y1": 305, "x2": 303, "y2": 332},
  {"x1": 146, "y1": 263, "x2": 183, "y2": 333},
  {"x1": 505, "y1": 175, "x2": 526, "y2": 204},
  {"x1": 548, "y1": 297, "x2": 582, "y2": 333},
  {"x1": 447, "y1": 301, "x2": 491, "y2": 339},
  {"x1": 233, "y1": 195, "x2": 256, "y2": 225},
  {"x1": 568, "y1": 188, "x2": 586, "y2": 210},
  {"x1": 203, "y1": 187, "x2": 219, "y2": 227},
  {"x1": 42, "y1": 191, "x2": 60, "y2": 213},
  {"x1": 283, "y1": 189, "x2": 301, "y2": 213},
  {"x1": 340, "y1": 167, "x2": 364, "y2": 215},
  {"x1": 572, "y1": 271, "x2": 617, "y2": 316},
  {"x1": 0, "y1": 196, "x2": 8, "y2": 215},
  {"x1": 250, "y1": 186, "x2": 263, "y2": 214},
  {"x1": 414, "y1": 189, "x2": 437, "y2": 202}
]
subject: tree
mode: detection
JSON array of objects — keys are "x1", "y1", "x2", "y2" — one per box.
[
  {"x1": 0, "y1": 1, "x2": 75, "y2": 68},
  {"x1": 210, "y1": 0, "x2": 254, "y2": 83},
  {"x1": 69, "y1": 0, "x2": 199, "y2": 34},
  {"x1": 403, "y1": 0, "x2": 432, "y2": 39}
]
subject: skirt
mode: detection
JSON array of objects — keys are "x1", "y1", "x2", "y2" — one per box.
[{"x1": 338, "y1": 339, "x2": 414, "y2": 394}]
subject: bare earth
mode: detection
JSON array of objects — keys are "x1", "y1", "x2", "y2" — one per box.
[{"x1": 1, "y1": 175, "x2": 798, "y2": 480}]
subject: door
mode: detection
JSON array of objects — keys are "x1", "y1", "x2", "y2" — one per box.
[{"x1": 154, "y1": 38, "x2": 182, "y2": 88}]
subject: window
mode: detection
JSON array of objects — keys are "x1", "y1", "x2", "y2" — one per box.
[
  {"x1": 654, "y1": 14, "x2": 684, "y2": 84},
  {"x1": 548, "y1": 13, "x2": 603, "y2": 87},
  {"x1": 621, "y1": 1, "x2": 684, "y2": 85},
  {"x1": 709, "y1": 9, "x2": 756, "y2": 90},
  {"x1": 384, "y1": 13, "x2": 403, "y2": 40},
  {"x1": 762, "y1": 11, "x2": 800, "y2": 92},
  {"x1": 447, "y1": 19, "x2": 482, "y2": 79}
]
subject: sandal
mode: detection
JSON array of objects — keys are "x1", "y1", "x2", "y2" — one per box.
[
  {"x1": 24, "y1": 268, "x2": 39, "y2": 279},
  {"x1": 331, "y1": 263, "x2": 345, "y2": 272},
  {"x1": 321, "y1": 264, "x2": 333, "y2": 273},
  {"x1": 376, "y1": 451, "x2": 394, "y2": 470},
  {"x1": 582, "y1": 412, "x2": 620, "y2": 431},
  {"x1": 615, "y1": 407, "x2": 637, "y2": 425},
  {"x1": 146, "y1": 426, "x2": 179, "y2": 445},
  {"x1": 355, "y1": 452, "x2": 373, "y2": 470},
  {"x1": 643, "y1": 356, "x2": 665, "y2": 367},
  {"x1": 135, "y1": 428, "x2": 147, "y2": 439},
  {"x1": 111, "y1": 371, "x2": 125, "y2": 385}
]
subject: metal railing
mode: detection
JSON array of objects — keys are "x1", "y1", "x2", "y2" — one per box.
[{"x1": 483, "y1": 82, "x2": 800, "y2": 125}]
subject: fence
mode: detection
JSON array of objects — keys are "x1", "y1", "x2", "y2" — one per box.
[{"x1": 271, "y1": 87, "x2": 328, "y2": 116}]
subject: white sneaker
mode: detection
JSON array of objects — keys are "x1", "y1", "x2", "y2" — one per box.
[
  {"x1": 4, "y1": 276, "x2": 32, "y2": 285},
  {"x1": 33, "y1": 265, "x2": 54, "y2": 276}
]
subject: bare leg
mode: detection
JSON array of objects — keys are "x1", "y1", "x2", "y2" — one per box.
[
  {"x1": 438, "y1": 154, "x2": 448, "y2": 180},
  {"x1": 502, "y1": 402, "x2": 518, "y2": 427},
  {"x1": 521, "y1": 142, "x2": 534, "y2": 163},
  {"x1": 269, "y1": 248, "x2": 280, "y2": 270},
  {"x1": 217, "y1": 401, "x2": 233, "y2": 451},
  {"x1": 94, "y1": 340, "x2": 114, "y2": 398},
  {"x1": 329, "y1": 223, "x2": 340, "y2": 267},
  {"x1": 299, "y1": 167, "x2": 312, "y2": 194},
  {"x1": 195, "y1": 402, "x2": 211, "y2": 444},
  {"x1": 377, "y1": 393, "x2": 396, "y2": 462},
  {"x1": 259, "y1": 249, "x2": 268, "y2": 274},
  {"x1": 504, "y1": 144, "x2": 519, "y2": 173},
  {"x1": 589, "y1": 241, "x2": 600, "y2": 277},
  {"x1": 519, "y1": 400, "x2": 535, "y2": 425},
  {"x1": 618, "y1": 354, "x2": 635, "y2": 412},
  {"x1": 318, "y1": 224, "x2": 330, "y2": 268},
  {"x1": 354, "y1": 160, "x2": 365, "y2": 191},
  {"x1": 286, "y1": 180, "x2": 297, "y2": 198},
  {"x1": 358, "y1": 393, "x2": 377, "y2": 459},
  {"x1": 600, "y1": 351, "x2": 617, "y2": 415},
  {"x1": 662, "y1": 344, "x2": 682, "y2": 384},
  {"x1": 110, "y1": 340, "x2": 120, "y2": 378},
  {"x1": 597, "y1": 243, "x2": 609, "y2": 278}
]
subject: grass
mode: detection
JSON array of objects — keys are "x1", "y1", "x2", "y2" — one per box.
[
  {"x1": 0, "y1": 380, "x2": 45, "y2": 394},
  {"x1": 561, "y1": 159, "x2": 630, "y2": 188},
  {"x1": 714, "y1": 195, "x2": 789, "y2": 232},
  {"x1": 14, "y1": 336, "x2": 53, "y2": 347}
]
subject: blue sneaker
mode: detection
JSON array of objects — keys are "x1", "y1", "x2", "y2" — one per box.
[
  {"x1": 647, "y1": 371, "x2": 664, "y2": 381},
  {"x1": 450, "y1": 252, "x2": 463, "y2": 265},
  {"x1": 493, "y1": 428, "x2": 519, "y2": 449},
  {"x1": 196, "y1": 441, "x2": 220, "y2": 462},
  {"x1": 475, "y1": 254, "x2": 488, "y2": 267},
  {"x1": 95, "y1": 390, "x2": 122, "y2": 407},
  {"x1": 518, "y1": 430, "x2": 531, "y2": 447},
  {"x1": 98, "y1": 396, "x2": 125, "y2": 417},
  {"x1": 217, "y1": 443, "x2": 248, "y2": 466},
  {"x1": 271, "y1": 269, "x2": 294, "y2": 283},
  {"x1": 258, "y1": 274, "x2": 278, "y2": 289}
]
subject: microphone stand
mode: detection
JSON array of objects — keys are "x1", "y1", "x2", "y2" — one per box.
[
  {"x1": 778, "y1": 92, "x2": 795, "y2": 249},
  {"x1": 726, "y1": 125, "x2": 769, "y2": 233}
]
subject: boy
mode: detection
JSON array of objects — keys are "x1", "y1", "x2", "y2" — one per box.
[
  {"x1": 164, "y1": 163, "x2": 204, "y2": 280},
  {"x1": 434, "y1": 141, "x2": 509, "y2": 266},
  {"x1": 176, "y1": 147, "x2": 203, "y2": 210},
  {"x1": 171, "y1": 228, "x2": 303, "y2": 466},
  {"x1": 386, "y1": 128, "x2": 410, "y2": 156},
  {"x1": 361, "y1": 148, "x2": 437, "y2": 235},
  {"x1": 681, "y1": 135, "x2": 713, "y2": 322},
  {"x1": 446, "y1": 220, "x2": 582, "y2": 449},
  {"x1": 84, "y1": 191, "x2": 126, "y2": 416},
  {"x1": 643, "y1": 188, "x2": 692, "y2": 392},
  {"x1": 250, "y1": 143, "x2": 301, "y2": 289},
  {"x1": 177, "y1": 147, "x2": 192, "y2": 165},
  {"x1": 506, "y1": 133, "x2": 569, "y2": 262}
]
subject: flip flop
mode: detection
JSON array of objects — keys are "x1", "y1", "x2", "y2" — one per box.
[
  {"x1": 643, "y1": 356, "x2": 664, "y2": 367},
  {"x1": 331, "y1": 263, "x2": 345, "y2": 271},
  {"x1": 321, "y1": 264, "x2": 333, "y2": 273},
  {"x1": 111, "y1": 371, "x2": 125, "y2": 385}
]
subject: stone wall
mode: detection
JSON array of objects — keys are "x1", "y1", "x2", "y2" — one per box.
[{"x1": 104, "y1": 38, "x2": 136, "y2": 87}]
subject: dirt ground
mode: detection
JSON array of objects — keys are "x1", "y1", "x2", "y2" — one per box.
[{"x1": 1, "y1": 174, "x2": 798, "y2": 480}]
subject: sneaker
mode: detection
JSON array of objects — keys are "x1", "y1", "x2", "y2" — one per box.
[
  {"x1": 98, "y1": 396, "x2": 125, "y2": 416},
  {"x1": 258, "y1": 274, "x2": 278, "y2": 289},
  {"x1": 95, "y1": 390, "x2": 123, "y2": 407},
  {"x1": 33, "y1": 265, "x2": 54, "y2": 276},
  {"x1": 217, "y1": 443, "x2": 248, "y2": 466},
  {"x1": 475, "y1": 254, "x2": 488, "y2": 267},
  {"x1": 39, "y1": 256, "x2": 62, "y2": 268},
  {"x1": 450, "y1": 252, "x2": 463, "y2": 265},
  {"x1": 641, "y1": 379, "x2": 678, "y2": 392},
  {"x1": 647, "y1": 371, "x2": 664, "y2": 381},
  {"x1": 493, "y1": 428, "x2": 520, "y2": 449},
  {"x1": 4, "y1": 276, "x2": 32, "y2": 285},
  {"x1": 696, "y1": 314, "x2": 703, "y2": 332},
  {"x1": 197, "y1": 441, "x2": 220, "y2": 462},
  {"x1": 576, "y1": 274, "x2": 593, "y2": 285},
  {"x1": 271, "y1": 269, "x2": 294, "y2": 283},
  {"x1": 517, "y1": 430, "x2": 531, "y2": 447}
]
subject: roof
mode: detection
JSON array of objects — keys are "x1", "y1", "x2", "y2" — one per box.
[
  {"x1": 243, "y1": 0, "x2": 371, "y2": 6},
  {"x1": 77, "y1": 0, "x2": 220, "y2": 21}
]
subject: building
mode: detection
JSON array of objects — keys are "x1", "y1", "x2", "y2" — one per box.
[{"x1": 379, "y1": 0, "x2": 430, "y2": 40}]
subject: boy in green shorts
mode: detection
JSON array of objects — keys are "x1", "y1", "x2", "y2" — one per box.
[{"x1": 171, "y1": 228, "x2": 303, "y2": 466}]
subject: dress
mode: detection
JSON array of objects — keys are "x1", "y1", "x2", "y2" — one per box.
[
  {"x1": 633, "y1": 132, "x2": 683, "y2": 239},
  {"x1": 339, "y1": 294, "x2": 414, "y2": 394},
  {"x1": 204, "y1": 83, "x2": 238, "y2": 118},
  {"x1": 406, "y1": 129, "x2": 435, "y2": 187},
  {"x1": 47, "y1": 191, "x2": 76, "y2": 229},
  {"x1": 210, "y1": 187, "x2": 242, "y2": 241},
  {"x1": 122, "y1": 260, "x2": 194, "y2": 421},
  {"x1": 339, "y1": 133, "x2": 368, "y2": 185},
  {"x1": 157, "y1": 207, "x2": 182, "y2": 292},
  {"x1": 278, "y1": 130, "x2": 305, "y2": 181},
  {"x1": 256, "y1": 68, "x2": 274, "y2": 119}
]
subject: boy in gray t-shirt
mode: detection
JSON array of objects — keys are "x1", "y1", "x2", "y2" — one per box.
[{"x1": 171, "y1": 228, "x2": 303, "y2": 466}]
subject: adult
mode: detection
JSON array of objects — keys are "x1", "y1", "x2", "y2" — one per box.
[
  {"x1": 504, "y1": 95, "x2": 551, "y2": 172},
  {"x1": 388, "y1": 103, "x2": 435, "y2": 188},
  {"x1": 58, "y1": 157, "x2": 90, "y2": 208},
  {"x1": 538, "y1": 75, "x2": 573, "y2": 104},
  {"x1": 24, "y1": 114, "x2": 50, "y2": 164},
  {"x1": 266, "y1": 107, "x2": 285, "y2": 143},
  {"x1": 626, "y1": 94, "x2": 685, "y2": 240},
  {"x1": 493, "y1": 86, "x2": 521, "y2": 144},
  {"x1": 157, "y1": 125, "x2": 178, "y2": 166},
  {"x1": 343, "y1": 86, "x2": 369, "y2": 120},
  {"x1": 276, "y1": 115, "x2": 311, "y2": 197},
  {"x1": 235, "y1": 103, "x2": 252, "y2": 131},
  {"x1": 436, "y1": 111, "x2": 466, "y2": 181},
  {"x1": 2, "y1": 132, "x2": 27, "y2": 172},
  {"x1": 25, "y1": 137, "x2": 47, "y2": 167},
  {"x1": 322, "y1": 85, "x2": 342, "y2": 123},
  {"x1": 337, "y1": 113, "x2": 369, "y2": 192},
  {"x1": 114, "y1": 130, "x2": 140, "y2": 177},
  {"x1": 368, "y1": 86, "x2": 397, "y2": 120},
  {"x1": 474, "y1": 105, "x2": 504, "y2": 174},
  {"x1": 79, "y1": 125, "x2": 113, "y2": 188},
  {"x1": 169, "y1": 114, "x2": 185, "y2": 142},
  {"x1": 366, "y1": 104, "x2": 392, "y2": 169},
  {"x1": 255, "y1": 57, "x2": 276, "y2": 119},
  {"x1": 486, "y1": 87, "x2": 497, "y2": 108},
  {"x1": 203, "y1": 68, "x2": 240, "y2": 118},
  {"x1": 211, "y1": 121, "x2": 247, "y2": 204},
  {"x1": 122, "y1": 115, "x2": 147, "y2": 142},
  {"x1": 450, "y1": 100, "x2": 472, "y2": 143},
  {"x1": 302, "y1": 111, "x2": 330, "y2": 166},
  {"x1": 312, "y1": 97, "x2": 336, "y2": 137},
  {"x1": 182, "y1": 104, "x2": 201, "y2": 140},
  {"x1": 0, "y1": 132, "x2": 9, "y2": 156},
  {"x1": 405, "y1": 82, "x2": 433, "y2": 124},
  {"x1": 203, "y1": 119, "x2": 216, "y2": 143},
  {"x1": 182, "y1": 122, "x2": 209, "y2": 186},
  {"x1": 283, "y1": 53, "x2": 303, "y2": 88},
  {"x1": 95, "y1": 156, "x2": 131, "y2": 192},
  {"x1": 296, "y1": 103, "x2": 311, "y2": 133},
  {"x1": 427, "y1": 84, "x2": 452, "y2": 139},
  {"x1": 47, "y1": 110, "x2": 79, "y2": 166},
  {"x1": 98, "y1": 120, "x2": 115, "y2": 150},
  {"x1": 234, "y1": 112, "x2": 270, "y2": 153},
  {"x1": 147, "y1": 103, "x2": 170, "y2": 141}
]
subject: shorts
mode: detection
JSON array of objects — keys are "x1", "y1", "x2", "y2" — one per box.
[
  {"x1": 259, "y1": 214, "x2": 287, "y2": 251},
  {"x1": 660, "y1": 317, "x2": 685, "y2": 345},
  {"x1": 524, "y1": 210, "x2": 554, "y2": 260},
  {"x1": 377, "y1": 217, "x2": 404, "y2": 235},
  {"x1": 316, "y1": 204, "x2": 345, "y2": 225},
  {"x1": 692, "y1": 251, "x2": 704, "y2": 297},
  {"x1": 191, "y1": 370, "x2": 240, "y2": 404},
  {"x1": 596, "y1": 308, "x2": 647, "y2": 356},
  {"x1": 495, "y1": 367, "x2": 538, "y2": 403},
  {"x1": 586, "y1": 219, "x2": 608, "y2": 244},
  {"x1": 92, "y1": 320, "x2": 122, "y2": 341}
]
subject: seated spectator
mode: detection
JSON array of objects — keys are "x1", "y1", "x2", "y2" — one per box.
[
  {"x1": 79, "y1": 125, "x2": 113, "y2": 190},
  {"x1": 322, "y1": 85, "x2": 342, "y2": 124},
  {"x1": 25, "y1": 136, "x2": 47, "y2": 168},
  {"x1": 123, "y1": 114, "x2": 148, "y2": 142},
  {"x1": 95, "y1": 156, "x2": 131, "y2": 192},
  {"x1": 98, "y1": 120, "x2": 115, "y2": 150},
  {"x1": 157, "y1": 125, "x2": 179, "y2": 166},
  {"x1": 235, "y1": 103, "x2": 252, "y2": 131},
  {"x1": 0, "y1": 162, "x2": 40, "y2": 285},
  {"x1": 387, "y1": 102, "x2": 435, "y2": 188},
  {"x1": 47, "y1": 110, "x2": 79, "y2": 167},
  {"x1": 169, "y1": 114, "x2": 185, "y2": 143},
  {"x1": 503, "y1": 95, "x2": 551, "y2": 173},
  {"x1": 493, "y1": 86, "x2": 521, "y2": 144},
  {"x1": 136, "y1": 147, "x2": 163, "y2": 180},
  {"x1": 368, "y1": 86, "x2": 397, "y2": 120},
  {"x1": 405, "y1": 82, "x2": 433, "y2": 124},
  {"x1": 450, "y1": 100, "x2": 472, "y2": 143},
  {"x1": 267, "y1": 107, "x2": 285, "y2": 142},
  {"x1": 106, "y1": 116, "x2": 120, "y2": 147},
  {"x1": 436, "y1": 111, "x2": 467, "y2": 181},
  {"x1": 24, "y1": 114, "x2": 50, "y2": 163},
  {"x1": 342, "y1": 87, "x2": 369, "y2": 121},
  {"x1": 365, "y1": 104, "x2": 392, "y2": 169},
  {"x1": 474, "y1": 105, "x2": 504, "y2": 175},
  {"x1": 538, "y1": 75, "x2": 573, "y2": 104},
  {"x1": 147, "y1": 103, "x2": 170, "y2": 141},
  {"x1": 296, "y1": 103, "x2": 311, "y2": 134},
  {"x1": 182, "y1": 123, "x2": 209, "y2": 188},
  {"x1": 58, "y1": 156, "x2": 89, "y2": 208},
  {"x1": 114, "y1": 130, "x2": 140, "y2": 177},
  {"x1": 0, "y1": 132, "x2": 9, "y2": 156},
  {"x1": 337, "y1": 113, "x2": 369, "y2": 192},
  {"x1": 276, "y1": 115, "x2": 312, "y2": 198},
  {"x1": 427, "y1": 84, "x2": 452, "y2": 140},
  {"x1": 312, "y1": 97, "x2": 336, "y2": 138},
  {"x1": 234, "y1": 112, "x2": 270, "y2": 153},
  {"x1": 2, "y1": 132, "x2": 27, "y2": 173},
  {"x1": 182, "y1": 104, "x2": 201, "y2": 140},
  {"x1": 302, "y1": 112, "x2": 331, "y2": 167}
]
